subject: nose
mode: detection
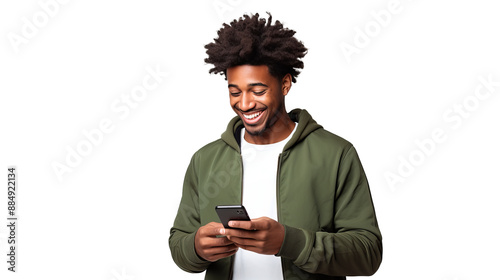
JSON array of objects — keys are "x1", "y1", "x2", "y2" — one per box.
[{"x1": 239, "y1": 91, "x2": 256, "y2": 112}]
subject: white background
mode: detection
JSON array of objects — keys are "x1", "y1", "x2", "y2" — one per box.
[{"x1": 1, "y1": 0, "x2": 499, "y2": 279}]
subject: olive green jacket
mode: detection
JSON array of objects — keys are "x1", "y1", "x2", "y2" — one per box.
[{"x1": 169, "y1": 109, "x2": 382, "y2": 279}]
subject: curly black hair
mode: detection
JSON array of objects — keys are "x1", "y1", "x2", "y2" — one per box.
[{"x1": 204, "y1": 12, "x2": 308, "y2": 83}]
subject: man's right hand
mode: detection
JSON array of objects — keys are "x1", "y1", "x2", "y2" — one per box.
[{"x1": 195, "y1": 222, "x2": 238, "y2": 262}]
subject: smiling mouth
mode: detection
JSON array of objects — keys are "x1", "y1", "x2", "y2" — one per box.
[
  {"x1": 239, "y1": 109, "x2": 265, "y2": 125},
  {"x1": 243, "y1": 111, "x2": 263, "y2": 120}
]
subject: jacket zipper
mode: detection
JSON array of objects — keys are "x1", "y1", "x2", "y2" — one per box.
[
  {"x1": 227, "y1": 154, "x2": 244, "y2": 280},
  {"x1": 240, "y1": 154, "x2": 244, "y2": 204},
  {"x1": 230, "y1": 154, "x2": 244, "y2": 280},
  {"x1": 276, "y1": 153, "x2": 282, "y2": 223},
  {"x1": 276, "y1": 153, "x2": 286, "y2": 279}
]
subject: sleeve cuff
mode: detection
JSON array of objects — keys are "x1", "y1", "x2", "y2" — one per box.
[
  {"x1": 183, "y1": 231, "x2": 212, "y2": 268},
  {"x1": 276, "y1": 224, "x2": 313, "y2": 265}
]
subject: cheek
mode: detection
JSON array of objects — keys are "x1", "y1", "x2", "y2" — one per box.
[
  {"x1": 229, "y1": 98, "x2": 238, "y2": 108},
  {"x1": 263, "y1": 92, "x2": 280, "y2": 107}
]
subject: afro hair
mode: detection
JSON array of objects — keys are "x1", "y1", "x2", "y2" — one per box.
[{"x1": 204, "y1": 12, "x2": 308, "y2": 83}]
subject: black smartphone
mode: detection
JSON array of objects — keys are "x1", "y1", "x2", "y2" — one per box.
[{"x1": 215, "y1": 205, "x2": 251, "y2": 228}]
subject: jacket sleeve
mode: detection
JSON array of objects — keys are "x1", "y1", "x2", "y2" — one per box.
[
  {"x1": 169, "y1": 153, "x2": 212, "y2": 273},
  {"x1": 277, "y1": 146, "x2": 383, "y2": 276}
]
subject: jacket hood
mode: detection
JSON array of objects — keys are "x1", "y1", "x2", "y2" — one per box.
[{"x1": 221, "y1": 108, "x2": 323, "y2": 153}]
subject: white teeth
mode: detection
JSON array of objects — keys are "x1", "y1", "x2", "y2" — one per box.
[{"x1": 243, "y1": 111, "x2": 262, "y2": 120}]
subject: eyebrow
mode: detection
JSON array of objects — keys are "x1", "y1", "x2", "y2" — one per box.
[{"x1": 228, "y1": 82, "x2": 269, "y2": 89}]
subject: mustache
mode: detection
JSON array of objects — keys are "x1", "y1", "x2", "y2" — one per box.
[{"x1": 233, "y1": 105, "x2": 267, "y2": 114}]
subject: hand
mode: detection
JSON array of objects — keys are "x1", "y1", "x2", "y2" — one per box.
[
  {"x1": 222, "y1": 217, "x2": 285, "y2": 255},
  {"x1": 195, "y1": 222, "x2": 239, "y2": 262}
]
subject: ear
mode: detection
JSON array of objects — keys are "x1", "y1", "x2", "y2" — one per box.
[{"x1": 281, "y1": 73, "x2": 292, "y2": 96}]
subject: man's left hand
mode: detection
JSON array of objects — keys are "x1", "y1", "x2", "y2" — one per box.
[{"x1": 221, "y1": 217, "x2": 285, "y2": 255}]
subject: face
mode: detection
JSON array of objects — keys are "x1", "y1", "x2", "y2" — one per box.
[{"x1": 227, "y1": 64, "x2": 292, "y2": 140}]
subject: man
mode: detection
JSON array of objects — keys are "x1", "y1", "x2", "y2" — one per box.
[{"x1": 169, "y1": 13, "x2": 382, "y2": 280}]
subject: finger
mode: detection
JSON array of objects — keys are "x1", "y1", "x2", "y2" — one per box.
[
  {"x1": 203, "y1": 244, "x2": 239, "y2": 258},
  {"x1": 213, "y1": 236, "x2": 235, "y2": 247},
  {"x1": 223, "y1": 228, "x2": 256, "y2": 239},
  {"x1": 227, "y1": 220, "x2": 255, "y2": 230},
  {"x1": 209, "y1": 222, "x2": 225, "y2": 229},
  {"x1": 229, "y1": 236, "x2": 264, "y2": 247},
  {"x1": 199, "y1": 236, "x2": 234, "y2": 249},
  {"x1": 200, "y1": 225, "x2": 226, "y2": 237},
  {"x1": 208, "y1": 247, "x2": 239, "y2": 261}
]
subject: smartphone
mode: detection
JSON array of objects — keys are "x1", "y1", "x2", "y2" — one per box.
[{"x1": 215, "y1": 205, "x2": 251, "y2": 228}]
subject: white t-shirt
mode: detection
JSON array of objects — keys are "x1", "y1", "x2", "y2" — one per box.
[{"x1": 232, "y1": 123, "x2": 297, "y2": 280}]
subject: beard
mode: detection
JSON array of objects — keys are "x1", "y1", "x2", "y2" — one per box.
[{"x1": 243, "y1": 102, "x2": 287, "y2": 137}]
